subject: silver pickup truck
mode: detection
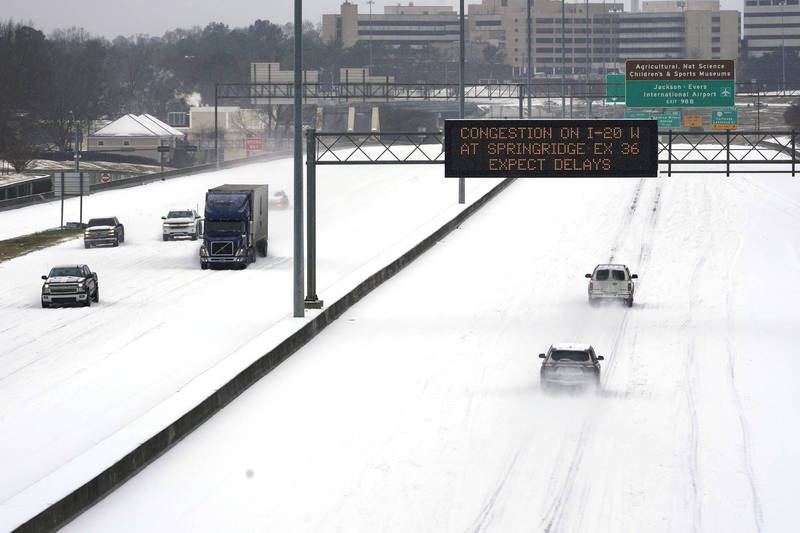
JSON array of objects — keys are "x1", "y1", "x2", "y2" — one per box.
[
  {"x1": 41, "y1": 265, "x2": 99, "y2": 308},
  {"x1": 585, "y1": 264, "x2": 637, "y2": 307}
]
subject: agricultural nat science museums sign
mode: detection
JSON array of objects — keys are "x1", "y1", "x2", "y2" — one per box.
[{"x1": 444, "y1": 119, "x2": 658, "y2": 178}]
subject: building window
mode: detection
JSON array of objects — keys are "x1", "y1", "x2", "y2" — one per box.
[
  {"x1": 123, "y1": 141, "x2": 130, "y2": 146},
  {"x1": 501, "y1": 0, "x2": 508, "y2": 5},
  {"x1": 97, "y1": 141, "x2": 104, "y2": 146}
]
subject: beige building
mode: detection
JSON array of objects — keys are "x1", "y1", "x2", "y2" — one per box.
[
  {"x1": 743, "y1": 0, "x2": 800, "y2": 59},
  {"x1": 87, "y1": 114, "x2": 184, "y2": 163},
  {"x1": 322, "y1": 1, "x2": 459, "y2": 50},
  {"x1": 322, "y1": 0, "x2": 740, "y2": 75}
]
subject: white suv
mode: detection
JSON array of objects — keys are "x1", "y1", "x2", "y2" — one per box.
[
  {"x1": 585, "y1": 264, "x2": 637, "y2": 307},
  {"x1": 162, "y1": 209, "x2": 202, "y2": 241}
]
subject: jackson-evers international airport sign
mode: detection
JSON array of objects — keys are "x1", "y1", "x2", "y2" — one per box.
[
  {"x1": 625, "y1": 60, "x2": 735, "y2": 108},
  {"x1": 444, "y1": 119, "x2": 658, "y2": 178}
]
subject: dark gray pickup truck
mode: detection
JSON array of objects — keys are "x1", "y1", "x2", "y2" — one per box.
[
  {"x1": 84, "y1": 217, "x2": 125, "y2": 248},
  {"x1": 41, "y1": 265, "x2": 99, "y2": 307}
]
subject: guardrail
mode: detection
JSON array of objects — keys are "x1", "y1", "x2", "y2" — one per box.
[{"x1": 0, "y1": 151, "x2": 293, "y2": 211}]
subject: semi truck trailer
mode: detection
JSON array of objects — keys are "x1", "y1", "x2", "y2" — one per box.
[{"x1": 200, "y1": 184, "x2": 268, "y2": 269}]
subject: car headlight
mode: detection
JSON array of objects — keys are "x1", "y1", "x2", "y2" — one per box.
[
  {"x1": 199, "y1": 246, "x2": 207, "y2": 257},
  {"x1": 84, "y1": 231, "x2": 90, "y2": 237},
  {"x1": 43, "y1": 284, "x2": 50, "y2": 292},
  {"x1": 77, "y1": 282, "x2": 84, "y2": 289},
  {"x1": 236, "y1": 247, "x2": 245, "y2": 257}
]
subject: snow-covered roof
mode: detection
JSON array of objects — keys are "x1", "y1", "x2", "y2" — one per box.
[{"x1": 91, "y1": 114, "x2": 185, "y2": 138}]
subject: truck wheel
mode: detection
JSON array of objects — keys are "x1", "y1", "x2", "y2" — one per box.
[
  {"x1": 191, "y1": 231, "x2": 198, "y2": 241},
  {"x1": 41, "y1": 301, "x2": 49, "y2": 308},
  {"x1": 626, "y1": 297, "x2": 633, "y2": 308},
  {"x1": 113, "y1": 239, "x2": 119, "y2": 247},
  {"x1": 256, "y1": 240, "x2": 267, "y2": 257},
  {"x1": 93, "y1": 286, "x2": 100, "y2": 303},
  {"x1": 163, "y1": 235, "x2": 169, "y2": 241},
  {"x1": 85, "y1": 289, "x2": 92, "y2": 307},
  {"x1": 201, "y1": 263, "x2": 208, "y2": 270},
  {"x1": 85, "y1": 242, "x2": 90, "y2": 249}
]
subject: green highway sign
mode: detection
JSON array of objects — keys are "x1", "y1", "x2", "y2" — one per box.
[
  {"x1": 625, "y1": 60, "x2": 735, "y2": 108},
  {"x1": 711, "y1": 107, "x2": 738, "y2": 129},
  {"x1": 625, "y1": 111, "x2": 651, "y2": 119},
  {"x1": 653, "y1": 111, "x2": 682, "y2": 129},
  {"x1": 606, "y1": 74, "x2": 625, "y2": 103}
]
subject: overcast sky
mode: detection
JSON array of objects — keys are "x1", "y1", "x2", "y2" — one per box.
[{"x1": 5, "y1": 0, "x2": 742, "y2": 40}]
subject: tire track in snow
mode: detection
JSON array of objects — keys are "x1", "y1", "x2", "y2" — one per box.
[
  {"x1": 724, "y1": 224, "x2": 764, "y2": 533},
  {"x1": 684, "y1": 339, "x2": 702, "y2": 533},
  {"x1": 469, "y1": 450, "x2": 521, "y2": 533},
  {"x1": 536, "y1": 179, "x2": 659, "y2": 532}
]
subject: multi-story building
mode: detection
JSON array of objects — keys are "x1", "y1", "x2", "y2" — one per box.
[
  {"x1": 468, "y1": 0, "x2": 623, "y2": 76},
  {"x1": 322, "y1": 1, "x2": 459, "y2": 49},
  {"x1": 743, "y1": 0, "x2": 800, "y2": 58},
  {"x1": 323, "y1": 0, "x2": 739, "y2": 75},
  {"x1": 618, "y1": 7, "x2": 739, "y2": 60}
]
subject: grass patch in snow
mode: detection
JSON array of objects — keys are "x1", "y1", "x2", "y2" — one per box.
[{"x1": 0, "y1": 227, "x2": 83, "y2": 263}]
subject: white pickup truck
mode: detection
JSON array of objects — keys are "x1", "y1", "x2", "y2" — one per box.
[{"x1": 585, "y1": 264, "x2": 637, "y2": 307}]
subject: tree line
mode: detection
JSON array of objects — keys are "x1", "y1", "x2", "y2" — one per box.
[{"x1": 0, "y1": 18, "x2": 457, "y2": 170}]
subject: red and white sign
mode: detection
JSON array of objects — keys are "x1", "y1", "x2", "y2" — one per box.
[
  {"x1": 100, "y1": 172, "x2": 111, "y2": 183},
  {"x1": 246, "y1": 137, "x2": 264, "y2": 152}
]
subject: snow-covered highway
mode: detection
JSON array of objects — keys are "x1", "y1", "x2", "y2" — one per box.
[
  {"x1": 0, "y1": 158, "x2": 501, "y2": 529},
  {"x1": 62, "y1": 168, "x2": 800, "y2": 532}
]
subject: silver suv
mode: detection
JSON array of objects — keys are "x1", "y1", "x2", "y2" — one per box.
[{"x1": 585, "y1": 264, "x2": 637, "y2": 307}]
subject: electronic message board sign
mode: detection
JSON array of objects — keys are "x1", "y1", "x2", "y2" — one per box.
[{"x1": 444, "y1": 119, "x2": 658, "y2": 178}]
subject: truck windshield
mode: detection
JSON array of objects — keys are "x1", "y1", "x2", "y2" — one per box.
[
  {"x1": 205, "y1": 221, "x2": 243, "y2": 234},
  {"x1": 167, "y1": 211, "x2": 193, "y2": 218},
  {"x1": 88, "y1": 218, "x2": 115, "y2": 227},
  {"x1": 49, "y1": 267, "x2": 83, "y2": 277}
]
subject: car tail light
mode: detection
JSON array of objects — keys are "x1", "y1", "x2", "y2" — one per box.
[
  {"x1": 627, "y1": 283, "x2": 632, "y2": 291},
  {"x1": 582, "y1": 364, "x2": 595, "y2": 368},
  {"x1": 542, "y1": 363, "x2": 554, "y2": 367},
  {"x1": 589, "y1": 282, "x2": 593, "y2": 290}
]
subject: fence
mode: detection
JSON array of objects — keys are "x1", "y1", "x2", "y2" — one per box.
[{"x1": 311, "y1": 129, "x2": 798, "y2": 178}]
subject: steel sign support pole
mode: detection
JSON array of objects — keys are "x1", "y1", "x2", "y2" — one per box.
[
  {"x1": 458, "y1": 0, "x2": 465, "y2": 204},
  {"x1": 79, "y1": 172, "x2": 83, "y2": 227},
  {"x1": 73, "y1": 119, "x2": 79, "y2": 172},
  {"x1": 60, "y1": 172, "x2": 64, "y2": 229},
  {"x1": 293, "y1": 0, "x2": 305, "y2": 318},
  {"x1": 214, "y1": 84, "x2": 219, "y2": 167},
  {"x1": 305, "y1": 129, "x2": 322, "y2": 309}
]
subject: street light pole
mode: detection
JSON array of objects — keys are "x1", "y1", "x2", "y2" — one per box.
[
  {"x1": 561, "y1": 0, "x2": 566, "y2": 118},
  {"x1": 527, "y1": 0, "x2": 533, "y2": 118},
  {"x1": 367, "y1": 0, "x2": 374, "y2": 68},
  {"x1": 293, "y1": 0, "x2": 304, "y2": 317},
  {"x1": 459, "y1": 0, "x2": 465, "y2": 204}
]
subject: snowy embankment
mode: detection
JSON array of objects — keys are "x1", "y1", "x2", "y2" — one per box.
[
  {"x1": 65, "y1": 166, "x2": 799, "y2": 532},
  {"x1": 0, "y1": 155, "x2": 502, "y2": 529}
]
